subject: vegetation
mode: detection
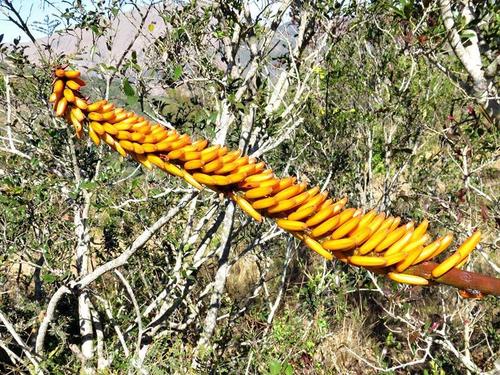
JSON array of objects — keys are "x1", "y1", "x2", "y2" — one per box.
[{"x1": 0, "y1": 0, "x2": 498, "y2": 374}]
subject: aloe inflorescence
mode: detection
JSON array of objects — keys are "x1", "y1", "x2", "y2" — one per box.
[{"x1": 49, "y1": 67, "x2": 500, "y2": 297}]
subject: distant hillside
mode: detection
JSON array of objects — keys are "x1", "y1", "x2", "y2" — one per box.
[
  {"x1": 24, "y1": 5, "x2": 166, "y2": 70},
  {"x1": 22, "y1": 4, "x2": 293, "y2": 80}
]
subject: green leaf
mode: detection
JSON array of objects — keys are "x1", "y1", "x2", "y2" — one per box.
[
  {"x1": 172, "y1": 65, "x2": 183, "y2": 80},
  {"x1": 127, "y1": 95, "x2": 139, "y2": 106},
  {"x1": 123, "y1": 78, "x2": 135, "y2": 97},
  {"x1": 461, "y1": 29, "x2": 476, "y2": 42},
  {"x1": 208, "y1": 111, "x2": 218, "y2": 124},
  {"x1": 80, "y1": 181, "x2": 96, "y2": 190},
  {"x1": 42, "y1": 274, "x2": 57, "y2": 283},
  {"x1": 269, "y1": 360, "x2": 281, "y2": 375}
]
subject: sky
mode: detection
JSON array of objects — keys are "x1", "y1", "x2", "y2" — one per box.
[
  {"x1": 0, "y1": 0, "x2": 289, "y2": 43},
  {"x1": 0, "y1": 0, "x2": 63, "y2": 42}
]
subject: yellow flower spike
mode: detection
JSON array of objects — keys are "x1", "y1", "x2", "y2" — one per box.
[
  {"x1": 431, "y1": 253, "x2": 462, "y2": 278},
  {"x1": 335, "y1": 207, "x2": 357, "y2": 227},
  {"x1": 330, "y1": 215, "x2": 362, "y2": 240},
  {"x1": 168, "y1": 134, "x2": 191, "y2": 151},
  {"x1": 64, "y1": 70, "x2": 81, "y2": 79},
  {"x1": 116, "y1": 131, "x2": 131, "y2": 140},
  {"x1": 348, "y1": 255, "x2": 386, "y2": 267},
  {"x1": 297, "y1": 190, "x2": 327, "y2": 212},
  {"x1": 71, "y1": 107, "x2": 85, "y2": 122},
  {"x1": 272, "y1": 182, "x2": 305, "y2": 202},
  {"x1": 384, "y1": 251, "x2": 408, "y2": 267},
  {"x1": 287, "y1": 204, "x2": 317, "y2": 221},
  {"x1": 74, "y1": 97, "x2": 88, "y2": 110},
  {"x1": 193, "y1": 173, "x2": 217, "y2": 186},
  {"x1": 63, "y1": 88, "x2": 75, "y2": 103},
  {"x1": 235, "y1": 163, "x2": 258, "y2": 177},
  {"x1": 182, "y1": 171, "x2": 203, "y2": 190},
  {"x1": 227, "y1": 171, "x2": 247, "y2": 184},
  {"x1": 358, "y1": 228, "x2": 389, "y2": 255},
  {"x1": 429, "y1": 233, "x2": 454, "y2": 259},
  {"x1": 55, "y1": 97, "x2": 68, "y2": 117},
  {"x1": 410, "y1": 219, "x2": 429, "y2": 242},
  {"x1": 221, "y1": 150, "x2": 241, "y2": 163},
  {"x1": 231, "y1": 193, "x2": 262, "y2": 222},
  {"x1": 114, "y1": 140, "x2": 128, "y2": 158},
  {"x1": 302, "y1": 235, "x2": 333, "y2": 261},
  {"x1": 162, "y1": 162, "x2": 184, "y2": 178},
  {"x1": 66, "y1": 79, "x2": 82, "y2": 91},
  {"x1": 255, "y1": 178, "x2": 280, "y2": 189},
  {"x1": 200, "y1": 145, "x2": 221, "y2": 163},
  {"x1": 133, "y1": 143, "x2": 145, "y2": 154},
  {"x1": 456, "y1": 231, "x2": 481, "y2": 260},
  {"x1": 352, "y1": 227, "x2": 373, "y2": 246},
  {"x1": 395, "y1": 246, "x2": 424, "y2": 273},
  {"x1": 53, "y1": 79, "x2": 64, "y2": 94},
  {"x1": 54, "y1": 68, "x2": 66, "y2": 78},
  {"x1": 252, "y1": 197, "x2": 278, "y2": 210},
  {"x1": 272, "y1": 177, "x2": 296, "y2": 193},
  {"x1": 305, "y1": 205, "x2": 336, "y2": 227},
  {"x1": 387, "y1": 272, "x2": 429, "y2": 286},
  {"x1": 216, "y1": 146, "x2": 229, "y2": 157},
  {"x1": 375, "y1": 225, "x2": 409, "y2": 252},
  {"x1": 276, "y1": 219, "x2": 308, "y2": 232},
  {"x1": 455, "y1": 256, "x2": 469, "y2": 269},
  {"x1": 119, "y1": 140, "x2": 135, "y2": 152},
  {"x1": 383, "y1": 230, "x2": 414, "y2": 257},
  {"x1": 114, "y1": 122, "x2": 133, "y2": 131},
  {"x1": 47, "y1": 67, "x2": 494, "y2": 295},
  {"x1": 309, "y1": 214, "x2": 340, "y2": 238},
  {"x1": 350, "y1": 209, "x2": 377, "y2": 236},
  {"x1": 267, "y1": 198, "x2": 299, "y2": 214},
  {"x1": 322, "y1": 237, "x2": 356, "y2": 251},
  {"x1": 136, "y1": 153, "x2": 153, "y2": 169},
  {"x1": 49, "y1": 92, "x2": 60, "y2": 103},
  {"x1": 102, "y1": 111, "x2": 116, "y2": 122},
  {"x1": 389, "y1": 217, "x2": 402, "y2": 231},
  {"x1": 377, "y1": 216, "x2": 395, "y2": 233},
  {"x1": 243, "y1": 170, "x2": 274, "y2": 185},
  {"x1": 184, "y1": 159, "x2": 204, "y2": 170},
  {"x1": 167, "y1": 148, "x2": 186, "y2": 160},
  {"x1": 245, "y1": 186, "x2": 274, "y2": 200},
  {"x1": 202, "y1": 158, "x2": 224, "y2": 173},
  {"x1": 146, "y1": 154, "x2": 165, "y2": 169},
  {"x1": 368, "y1": 212, "x2": 385, "y2": 233},
  {"x1": 103, "y1": 123, "x2": 119, "y2": 136},
  {"x1": 88, "y1": 112, "x2": 104, "y2": 121},
  {"x1": 211, "y1": 175, "x2": 232, "y2": 186},
  {"x1": 109, "y1": 112, "x2": 128, "y2": 123},
  {"x1": 395, "y1": 234, "x2": 430, "y2": 258},
  {"x1": 142, "y1": 144, "x2": 158, "y2": 153},
  {"x1": 414, "y1": 238, "x2": 442, "y2": 264},
  {"x1": 87, "y1": 99, "x2": 107, "y2": 112},
  {"x1": 214, "y1": 160, "x2": 241, "y2": 174},
  {"x1": 101, "y1": 103, "x2": 115, "y2": 113}
]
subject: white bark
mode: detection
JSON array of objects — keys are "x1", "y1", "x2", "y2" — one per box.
[
  {"x1": 75, "y1": 191, "x2": 94, "y2": 375},
  {"x1": 192, "y1": 203, "x2": 235, "y2": 365},
  {"x1": 439, "y1": 0, "x2": 499, "y2": 122}
]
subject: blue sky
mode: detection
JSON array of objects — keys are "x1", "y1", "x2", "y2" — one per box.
[
  {"x1": 0, "y1": 1, "x2": 287, "y2": 43},
  {"x1": 0, "y1": 0, "x2": 62, "y2": 42},
  {"x1": 0, "y1": 0, "x2": 147, "y2": 43}
]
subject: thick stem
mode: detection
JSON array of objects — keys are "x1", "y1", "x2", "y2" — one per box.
[{"x1": 405, "y1": 262, "x2": 500, "y2": 296}]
